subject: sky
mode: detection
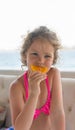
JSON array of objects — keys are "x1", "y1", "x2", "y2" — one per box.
[{"x1": 0, "y1": 0, "x2": 75, "y2": 51}]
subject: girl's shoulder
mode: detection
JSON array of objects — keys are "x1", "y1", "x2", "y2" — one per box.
[
  {"x1": 48, "y1": 67, "x2": 60, "y2": 77},
  {"x1": 47, "y1": 67, "x2": 61, "y2": 95},
  {"x1": 47, "y1": 67, "x2": 61, "y2": 87},
  {"x1": 9, "y1": 72, "x2": 25, "y2": 95}
]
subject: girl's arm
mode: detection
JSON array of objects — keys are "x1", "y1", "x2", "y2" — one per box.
[
  {"x1": 50, "y1": 68, "x2": 65, "y2": 130},
  {"x1": 9, "y1": 72, "x2": 46, "y2": 130},
  {"x1": 10, "y1": 81, "x2": 39, "y2": 130}
]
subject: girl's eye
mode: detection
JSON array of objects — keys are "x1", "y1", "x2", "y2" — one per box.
[
  {"x1": 31, "y1": 53, "x2": 38, "y2": 56},
  {"x1": 44, "y1": 55, "x2": 51, "y2": 58}
]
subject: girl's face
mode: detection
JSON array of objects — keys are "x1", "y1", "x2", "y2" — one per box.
[{"x1": 26, "y1": 39, "x2": 54, "y2": 72}]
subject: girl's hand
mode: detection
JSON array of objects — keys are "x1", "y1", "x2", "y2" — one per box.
[{"x1": 28, "y1": 71, "x2": 47, "y2": 96}]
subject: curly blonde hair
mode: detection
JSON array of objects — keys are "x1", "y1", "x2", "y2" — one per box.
[{"x1": 20, "y1": 26, "x2": 61, "y2": 66}]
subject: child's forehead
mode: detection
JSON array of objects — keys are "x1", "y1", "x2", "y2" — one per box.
[
  {"x1": 31, "y1": 39, "x2": 52, "y2": 47},
  {"x1": 29, "y1": 40, "x2": 54, "y2": 53},
  {"x1": 32, "y1": 38, "x2": 49, "y2": 44}
]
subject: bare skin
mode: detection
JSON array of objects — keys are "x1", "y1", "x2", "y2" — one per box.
[{"x1": 9, "y1": 40, "x2": 65, "y2": 130}]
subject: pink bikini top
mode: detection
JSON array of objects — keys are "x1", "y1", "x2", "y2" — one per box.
[{"x1": 23, "y1": 72, "x2": 51, "y2": 119}]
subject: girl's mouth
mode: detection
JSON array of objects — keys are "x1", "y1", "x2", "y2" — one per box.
[{"x1": 31, "y1": 65, "x2": 48, "y2": 73}]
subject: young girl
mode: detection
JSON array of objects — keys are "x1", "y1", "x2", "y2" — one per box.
[{"x1": 9, "y1": 26, "x2": 65, "y2": 130}]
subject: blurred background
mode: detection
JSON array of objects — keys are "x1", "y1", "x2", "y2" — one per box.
[{"x1": 0, "y1": 0, "x2": 75, "y2": 70}]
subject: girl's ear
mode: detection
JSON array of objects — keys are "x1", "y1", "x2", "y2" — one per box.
[
  {"x1": 22, "y1": 53, "x2": 27, "y2": 66},
  {"x1": 24, "y1": 53, "x2": 27, "y2": 65}
]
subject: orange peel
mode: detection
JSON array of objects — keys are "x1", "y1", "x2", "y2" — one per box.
[{"x1": 31, "y1": 65, "x2": 48, "y2": 73}]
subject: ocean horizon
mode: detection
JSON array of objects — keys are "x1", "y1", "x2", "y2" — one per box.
[{"x1": 0, "y1": 49, "x2": 75, "y2": 71}]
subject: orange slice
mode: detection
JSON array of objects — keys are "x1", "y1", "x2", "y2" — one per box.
[{"x1": 31, "y1": 65, "x2": 48, "y2": 73}]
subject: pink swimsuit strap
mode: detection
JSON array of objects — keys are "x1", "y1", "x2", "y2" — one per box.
[{"x1": 23, "y1": 72, "x2": 51, "y2": 119}]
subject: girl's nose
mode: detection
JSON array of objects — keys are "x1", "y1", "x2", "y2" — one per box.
[{"x1": 38, "y1": 56, "x2": 44, "y2": 64}]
